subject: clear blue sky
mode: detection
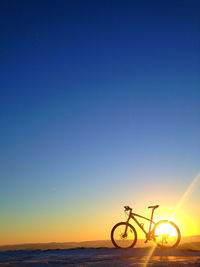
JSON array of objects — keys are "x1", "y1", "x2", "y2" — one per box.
[{"x1": 0, "y1": 0, "x2": 200, "y2": 243}]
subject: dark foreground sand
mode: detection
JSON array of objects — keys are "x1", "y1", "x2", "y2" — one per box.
[
  {"x1": 1, "y1": 237, "x2": 200, "y2": 266},
  {"x1": 0, "y1": 247, "x2": 200, "y2": 266}
]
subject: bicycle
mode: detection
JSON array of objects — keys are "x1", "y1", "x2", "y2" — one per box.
[{"x1": 111, "y1": 205, "x2": 181, "y2": 249}]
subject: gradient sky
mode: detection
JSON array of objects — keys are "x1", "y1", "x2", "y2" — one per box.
[{"x1": 0, "y1": 0, "x2": 200, "y2": 245}]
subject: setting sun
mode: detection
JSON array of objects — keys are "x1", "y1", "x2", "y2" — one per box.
[
  {"x1": 154, "y1": 221, "x2": 178, "y2": 237},
  {"x1": 153, "y1": 220, "x2": 181, "y2": 248}
]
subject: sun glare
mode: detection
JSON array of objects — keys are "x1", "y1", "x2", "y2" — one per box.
[
  {"x1": 154, "y1": 222, "x2": 178, "y2": 237},
  {"x1": 144, "y1": 172, "x2": 200, "y2": 267}
]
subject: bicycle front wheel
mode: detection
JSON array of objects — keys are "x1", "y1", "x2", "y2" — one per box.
[
  {"x1": 111, "y1": 222, "x2": 137, "y2": 248},
  {"x1": 152, "y1": 220, "x2": 181, "y2": 248}
]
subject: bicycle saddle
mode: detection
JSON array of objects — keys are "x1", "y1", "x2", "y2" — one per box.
[{"x1": 148, "y1": 205, "x2": 159, "y2": 209}]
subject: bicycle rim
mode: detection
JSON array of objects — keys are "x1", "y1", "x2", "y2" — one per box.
[
  {"x1": 153, "y1": 220, "x2": 181, "y2": 248},
  {"x1": 111, "y1": 222, "x2": 137, "y2": 248}
]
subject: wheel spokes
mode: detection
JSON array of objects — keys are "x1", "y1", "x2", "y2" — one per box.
[
  {"x1": 112, "y1": 223, "x2": 136, "y2": 248},
  {"x1": 154, "y1": 221, "x2": 180, "y2": 248}
]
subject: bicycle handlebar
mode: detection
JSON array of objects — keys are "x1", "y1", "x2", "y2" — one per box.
[{"x1": 124, "y1": 206, "x2": 132, "y2": 211}]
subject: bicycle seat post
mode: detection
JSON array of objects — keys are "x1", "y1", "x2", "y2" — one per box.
[
  {"x1": 148, "y1": 205, "x2": 159, "y2": 236},
  {"x1": 150, "y1": 208, "x2": 155, "y2": 221}
]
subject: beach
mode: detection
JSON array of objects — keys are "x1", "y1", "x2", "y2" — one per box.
[{"x1": 1, "y1": 239, "x2": 200, "y2": 266}]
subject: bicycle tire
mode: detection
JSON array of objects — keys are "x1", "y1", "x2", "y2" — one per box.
[
  {"x1": 152, "y1": 220, "x2": 181, "y2": 248},
  {"x1": 111, "y1": 222, "x2": 137, "y2": 248}
]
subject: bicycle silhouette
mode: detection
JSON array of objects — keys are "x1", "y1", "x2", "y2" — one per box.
[{"x1": 111, "y1": 205, "x2": 181, "y2": 248}]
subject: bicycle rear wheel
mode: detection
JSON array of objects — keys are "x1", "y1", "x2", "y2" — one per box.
[
  {"x1": 111, "y1": 222, "x2": 137, "y2": 248},
  {"x1": 152, "y1": 220, "x2": 181, "y2": 248}
]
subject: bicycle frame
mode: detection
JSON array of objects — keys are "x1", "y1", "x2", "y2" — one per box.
[
  {"x1": 125, "y1": 210, "x2": 156, "y2": 239},
  {"x1": 111, "y1": 206, "x2": 181, "y2": 249}
]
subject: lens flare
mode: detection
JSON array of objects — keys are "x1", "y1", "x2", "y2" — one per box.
[
  {"x1": 170, "y1": 172, "x2": 200, "y2": 220},
  {"x1": 143, "y1": 172, "x2": 200, "y2": 267}
]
